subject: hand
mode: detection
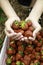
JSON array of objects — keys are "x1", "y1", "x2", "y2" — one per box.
[
  {"x1": 5, "y1": 17, "x2": 24, "y2": 40},
  {"x1": 29, "y1": 24, "x2": 41, "y2": 40},
  {"x1": 25, "y1": 17, "x2": 41, "y2": 41},
  {"x1": 25, "y1": 0, "x2": 43, "y2": 41}
]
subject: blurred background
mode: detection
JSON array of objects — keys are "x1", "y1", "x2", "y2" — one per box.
[{"x1": 0, "y1": 0, "x2": 43, "y2": 48}]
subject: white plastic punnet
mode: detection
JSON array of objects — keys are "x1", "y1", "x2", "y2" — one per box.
[{"x1": 0, "y1": 36, "x2": 9, "y2": 65}]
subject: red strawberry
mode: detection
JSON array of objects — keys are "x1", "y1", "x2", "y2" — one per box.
[
  {"x1": 13, "y1": 50, "x2": 16, "y2": 54},
  {"x1": 26, "y1": 20, "x2": 32, "y2": 26},
  {"x1": 18, "y1": 45, "x2": 24, "y2": 51},
  {"x1": 33, "y1": 39, "x2": 38, "y2": 45},
  {"x1": 9, "y1": 41, "x2": 16, "y2": 48},
  {"x1": 40, "y1": 63, "x2": 43, "y2": 65},
  {"x1": 31, "y1": 54, "x2": 35, "y2": 59},
  {"x1": 17, "y1": 41, "x2": 23, "y2": 46},
  {"x1": 24, "y1": 55, "x2": 31, "y2": 61},
  {"x1": 40, "y1": 31, "x2": 43, "y2": 37},
  {"x1": 11, "y1": 62, "x2": 16, "y2": 65},
  {"x1": 34, "y1": 60, "x2": 40, "y2": 65},
  {"x1": 12, "y1": 20, "x2": 19, "y2": 29},
  {"x1": 29, "y1": 26, "x2": 34, "y2": 32},
  {"x1": 14, "y1": 29, "x2": 24, "y2": 35},
  {"x1": 24, "y1": 50, "x2": 29, "y2": 55},
  {"x1": 37, "y1": 42, "x2": 42, "y2": 47},
  {"x1": 36, "y1": 35, "x2": 42, "y2": 40},
  {"x1": 30, "y1": 62, "x2": 34, "y2": 65},
  {"x1": 24, "y1": 30, "x2": 33, "y2": 37},
  {"x1": 16, "y1": 53, "x2": 22, "y2": 61},
  {"x1": 35, "y1": 47, "x2": 41, "y2": 52},
  {"x1": 7, "y1": 47, "x2": 13, "y2": 55},
  {"x1": 11, "y1": 56, "x2": 15, "y2": 61}
]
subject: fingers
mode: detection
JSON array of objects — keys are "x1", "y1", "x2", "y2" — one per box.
[
  {"x1": 25, "y1": 17, "x2": 29, "y2": 21},
  {"x1": 13, "y1": 32, "x2": 22, "y2": 39},
  {"x1": 5, "y1": 28, "x2": 16, "y2": 37},
  {"x1": 15, "y1": 35, "x2": 23, "y2": 40},
  {"x1": 28, "y1": 25, "x2": 41, "y2": 40},
  {"x1": 25, "y1": 16, "x2": 42, "y2": 41},
  {"x1": 5, "y1": 16, "x2": 20, "y2": 36},
  {"x1": 5, "y1": 17, "x2": 20, "y2": 27},
  {"x1": 5, "y1": 28, "x2": 24, "y2": 41}
]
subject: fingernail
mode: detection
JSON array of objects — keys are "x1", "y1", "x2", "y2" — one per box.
[
  {"x1": 21, "y1": 38, "x2": 24, "y2": 41},
  {"x1": 21, "y1": 35, "x2": 23, "y2": 38},
  {"x1": 18, "y1": 32, "x2": 22, "y2": 35},
  {"x1": 29, "y1": 37, "x2": 35, "y2": 40},
  {"x1": 24, "y1": 37, "x2": 27, "y2": 40}
]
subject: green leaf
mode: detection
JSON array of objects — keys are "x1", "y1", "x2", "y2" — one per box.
[
  {"x1": 34, "y1": 62, "x2": 40, "y2": 65},
  {"x1": 7, "y1": 47, "x2": 13, "y2": 50},
  {"x1": 18, "y1": 51, "x2": 24, "y2": 56},
  {"x1": 21, "y1": 62, "x2": 24, "y2": 65},
  {"x1": 39, "y1": 39, "x2": 42, "y2": 43},
  {"x1": 41, "y1": 50, "x2": 43, "y2": 55},
  {"x1": 19, "y1": 21, "x2": 26, "y2": 28},
  {"x1": 16, "y1": 61, "x2": 21, "y2": 65},
  {"x1": 6, "y1": 58, "x2": 12, "y2": 65},
  {"x1": 14, "y1": 20, "x2": 19, "y2": 25},
  {"x1": 16, "y1": 61, "x2": 24, "y2": 65},
  {"x1": 41, "y1": 56, "x2": 43, "y2": 59}
]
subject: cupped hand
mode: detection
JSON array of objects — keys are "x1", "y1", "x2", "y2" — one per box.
[
  {"x1": 25, "y1": 17, "x2": 41, "y2": 41},
  {"x1": 5, "y1": 17, "x2": 24, "y2": 40}
]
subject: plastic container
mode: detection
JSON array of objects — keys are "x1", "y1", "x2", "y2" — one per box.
[{"x1": 0, "y1": 36, "x2": 9, "y2": 65}]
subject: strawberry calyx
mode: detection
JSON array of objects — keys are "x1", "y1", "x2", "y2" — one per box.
[
  {"x1": 14, "y1": 20, "x2": 19, "y2": 26},
  {"x1": 19, "y1": 21, "x2": 26, "y2": 28}
]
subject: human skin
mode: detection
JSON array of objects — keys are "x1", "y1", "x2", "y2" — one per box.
[
  {"x1": 0, "y1": 0, "x2": 43, "y2": 41},
  {"x1": 0, "y1": 0, "x2": 24, "y2": 40},
  {"x1": 25, "y1": 0, "x2": 43, "y2": 40}
]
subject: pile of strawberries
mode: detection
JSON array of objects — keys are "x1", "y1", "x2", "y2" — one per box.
[
  {"x1": 12, "y1": 20, "x2": 34, "y2": 38},
  {"x1": 6, "y1": 30, "x2": 43, "y2": 65}
]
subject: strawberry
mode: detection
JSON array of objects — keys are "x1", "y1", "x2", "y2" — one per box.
[
  {"x1": 9, "y1": 41, "x2": 16, "y2": 48},
  {"x1": 16, "y1": 53, "x2": 22, "y2": 61},
  {"x1": 11, "y1": 62, "x2": 16, "y2": 65},
  {"x1": 24, "y1": 30, "x2": 33, "y2": 37},
  {"x1": 36, "y1": 35, "x2": 42, "y2": 40},
  {"x1": 12, "y1": 20, "x2": 19, "y2": 29},
  {"x1": 40, "y1": 63, "x2": 43, "y2": 65},
  {"x1": 7, "y1": 47, "x2": 13, "y2": 55},
  {"x1": 17, "y1": 41, "x2": 23, "y2": 46},
  {"x1": 14, "y1": 29, "x2": 24, "y2": 35},
  {"x1": 11, "y1": 56, "x2": 15, "y2": 61},
  {"x1": 35, "y1": 47, "x2": 41, "y2": 52},
  {"x1": 29, "y1": 26, "x2": 34, "y2": 32},
  {"x1": 13, "y1": 50, "x2": 16, "y2": 54},
  {"x1": 37, "y1": 42, "x2": 42, "y2": 47},
  {"x1": 19, "y1": 21, "x2": 28, "y2": 30},
  {"x1": 30, "y1": 62, "x2": 34, "y2": 65},
  {"x1": 34, "y1": 60, "x2": 40, "y2": 65},
  {"x1": 26, "y1": 20, "x2": 32, "y2": 27},
  {"x1": 18, "y1": 45, "x2": 24, "y2": 51}
]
